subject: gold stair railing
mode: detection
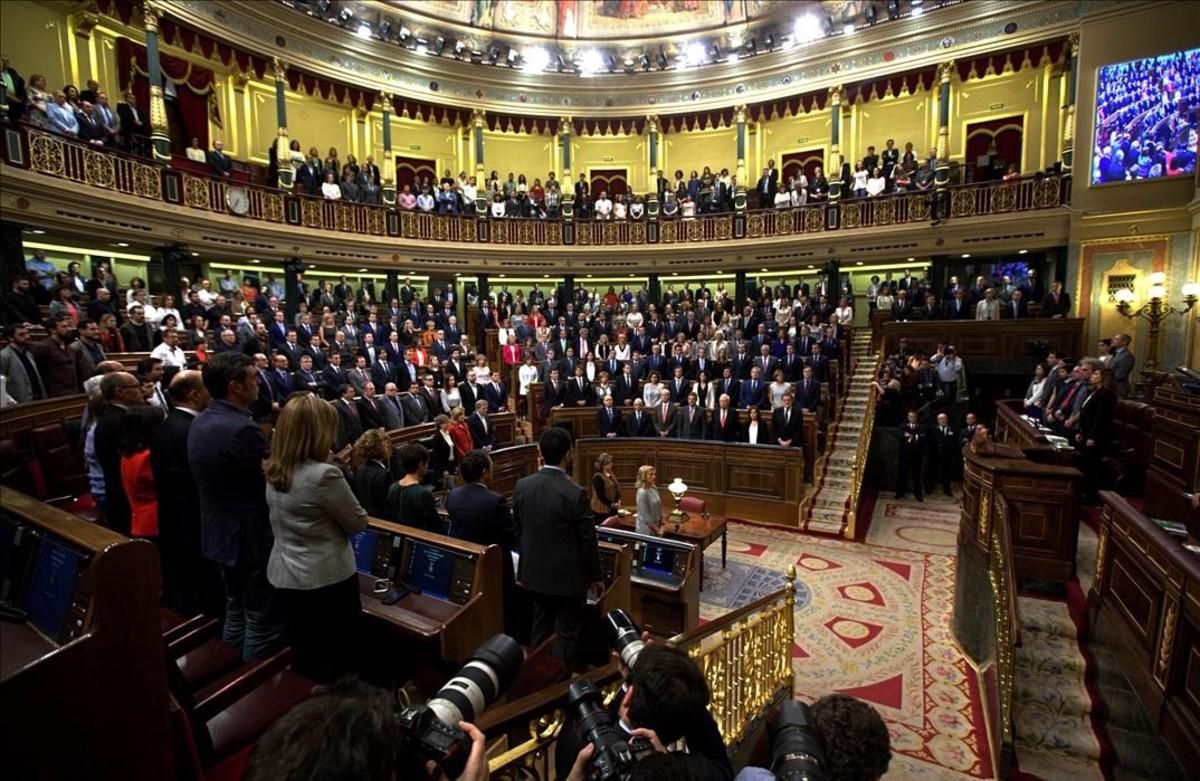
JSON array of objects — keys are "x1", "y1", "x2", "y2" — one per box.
[
  {"x1": 843, "y1": 352, "x2": 882, "y2": 540},
  {"x1": 481, "y1": 567, "x2": 797, "y2": 779}
]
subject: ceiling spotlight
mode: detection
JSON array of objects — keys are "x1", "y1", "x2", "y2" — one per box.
[
  {"x1": 639, "y1": 53, "x2": 651, "y2": 70},
  {"x1": 961, "y1": 253, "x2": 971, "y2": 258},
  {"x1": 314, "y1": 0, "x2": 333, "y2": 18},
  {"x1": 434, "y1": 36, "x2": 446, "y2": 54},
  {"x1": 763, "y1": 33, "x2": 775, "y2": 49},
  {"x1": 683, "y1": 41, "x2": 706, "y2": 67},
  {"x1": 523, "y1": 46, "x2": 551, "y2": 72},
  {"x1": 1018, "y1": 249, "x2": 1029, "y2": 254},
  {"x1": 453, "y1": 40, "x2": 465, "y2": 57},
  {"x1": 656, "y1": 49, "x2": 669, "y2": 69},
  {"x1": 578, "y1": 48, "x2": 605, "y2": 76},
  {"x1": 30, "y1": 228, "x2": 46, "y2": 234},
  {"x1": 336, "y1": 7, "x2": 354, "y2": 25},
  {"x1": 397, "y1": 25, "x2": 411, "y2": 43},
  {"x1": 487, "y1": 47, "x2": 500, "y2": 65},
  {"x1": 375, "y1": 19, "x2": 391, "y2": 39},
  {"x1": 793, "y1": 14, "x2": 823, "y2": 43},
  {"x1": 864, "y1": 4, "x2": 878, "y2": 24},
  {"x1": 355, "y1": 23, "x2": 372, "y2": 39},
  {"x1": 114, "y1": 242, "x2": 130, "y2": 247},
  {"x1": 506, "y1": 49, "x2": 519, "y2": 66}
]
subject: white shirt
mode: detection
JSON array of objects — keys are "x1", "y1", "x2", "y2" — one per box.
[
  {"x1": 866, "y1": 176, "x2": 886, "y2": 196},
  {"x1": 612, "y1": 201, "x2": 627, "y2": 219},
  {"x1": 835, "y1": 305, "x2": 854, "y2": 323},
  {"x1": 774, "y1": 191, "x2": 792, "y2": 207},
  {"x1": 490, "y1": 200, "x2": 506, "y2": 217},
  {"x1": 518, "y1": 364, "x2": 539, "y2": 395},
  {"x1": 462, "y1": 183, "x2": 477, "y2": 203},
  {"x1": 853, "y1": 170, "x2": 869, "y2": 190},
  {"x1": 322, "y1": 181, "x2": 342, "y2": 200},
  {"x1": 186, "y1": 147, "x2": 207, "y2": 163},
  {"x1": 150, "y1": 342, "x2": 187, "y2": 368},
  {"x1": 594, "y1": 198, "x2": 613, "y2": 218}
]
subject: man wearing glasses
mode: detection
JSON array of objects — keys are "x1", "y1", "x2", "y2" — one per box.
[{"x1": 92, "y1": 371, "x2": 146, "y2": 535}]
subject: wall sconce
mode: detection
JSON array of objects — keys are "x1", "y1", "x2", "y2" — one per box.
[
  {"x1": 667, "y1": 478, "x2": 689, "y2": 525},
  {"x1": 1114, "y1": 275, "x2": 1198, "y2": 373}
]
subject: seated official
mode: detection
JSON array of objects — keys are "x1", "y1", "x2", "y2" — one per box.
[
  {"x1": 350, "y1": 429, "x2": 392, "y2": 517},
  {"x1": 264, "y1": 393, "x2": 369, "y2": 683},
  {"x1": 385, "y1": 442, "x2": 441, "y2": 532},
  {"x1": 591, "y1": 452, "x2": 622, "y2": 517},
  {"x1": 244, "y1": 678, "x2": 488, "y2": 781},
  {"x1": 556, "y1": 644, "x2": 734, "y2": 781}
]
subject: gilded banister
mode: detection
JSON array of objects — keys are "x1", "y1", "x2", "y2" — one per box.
[
  {"x1": 986, "y1": 493, "x2": 1020, "y2": 761},
  {"x1": 844, "y1": 353, "x2": 882, "y2": 540}
]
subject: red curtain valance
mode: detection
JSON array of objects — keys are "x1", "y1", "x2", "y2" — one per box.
[{"x1": 116, "y1": 36, "x2": 217, "y2": 148}]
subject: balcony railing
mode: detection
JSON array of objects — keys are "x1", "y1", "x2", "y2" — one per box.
[{"x1": 3, "y1": 124, "x2": 1069, "y2": 247}]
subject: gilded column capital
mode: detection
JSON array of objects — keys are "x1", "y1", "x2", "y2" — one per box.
[
  {"x1": 74, "y1": 12, "x2": 100, "y2": 40},
  {"x1": 645, "y1": 115, "x2": 659, "y2": 134},
  {"x1": 559, "y1": 116, "x2": 573, "y2": 135},
  {"x1": 1068, "y1": 32, "x2": 1080, "y2": 57},
  {"x1": 141, "y1": 0, "x2": 161, "y2": 32},
  {"x1": 938, "y1": 60, "x2": 956, "y2": 85},
  {"x1": 734, "y1": 104, "x2": 748, "y2": 124},
  {"x1": 378, "y1": 92, "x2": 393, "y2": 111},
  {"x1": 827, "y1": 86, "x2": 843, "y2": 107},
  {"x1": 471, "y1": 108, "x2": 487, "y2": 129},
  {"x1": 271, "y1": 57, "x2": 288, "y2": 83}
]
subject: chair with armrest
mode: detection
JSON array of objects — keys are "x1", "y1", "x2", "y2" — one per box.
[
  {"x1": 0, "y1": 437, "x2": 37, "y2": 495},
  {"x1": 600, "y1": 515, "x2": 623, "y2": 528},
  {"x1": 29, "y1": 422, "x2": 89, "y2": 499},
  {"x1": 679, "y1": 496, "x2": 707, "y2": 515}
]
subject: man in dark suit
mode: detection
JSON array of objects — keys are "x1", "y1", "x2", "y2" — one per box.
[
  {"x1": 709, "y1": 393, "x2": 741, "y2": 442},
  {"x1": 804, "y1": 343, "x2": 830, "y2": 384},
  {"x1": 614, "y1": 363, "x2": 639, "y2": 407},
  {"x1": 1000, "y1": 289, "x2": 1029, "y2": 319},
  {"x1": 650, "y1": 388, "x2": 677, "y2": 437},
  {"x1": 334, "y1": 383, "x2": 364, "y2": 450},
  {"x1": 150, "y1": 370, "x2": 222, "y2": 616},
  {"x1": 356, "y1": 383, "x2": 387, "y2": 430},
  {"x1": 667, "y1": 366, "x2": 690, "y2": 404},
  {"x1": 446, "y1": 450, "x2": 519, "y2": 633},
  {"x1": 321, "y1": 352, "x2": 348, "y2": 400},
  {"x1": 772, "y1": 393, "x2": 802, "y2": 448},
  {"x1": 716, "y1": 367, "x2": 741, "y2": 405},
  {"x1": 188, "y1": 352, "x2": 283, "y2": 661},
  {"x1": 94, "y1": 372, "x2": 146, "y2": 536},
  {"x1": 596, "y1": 395, "x2": 625, "y2": 437},
  {"x1": 795, "y1": 365, "x2": 821, "y2": 413},
  {"x1": 207, "y1": 139, "x2": 234, "y2": 178},
  {"x1": 730, "y1": 345, "x2": 753, "y2": 380},
  {"x1": 541, "y1": 367, "x2": 566, "y2": 419},
  {"x1": 266, "y1": 353, "x2": 295, "y2": 402},
  {"x1": 896, "y1": 410, "x2": 926, "y2": 501},
  {"x1": 1108, "y1": 333, "x2": 1135, "y2": 398},
  {"x1": 624, "y1": 398, "x2": 655, "y2": 437},
  {"x1": 945, "y1": 290, "x2": 971, "y2": 320},
  {"x1": 919, "y1": 293, "x2": 942, "y2": 321},
  {"x1": 296, "y1": 153, "x2": 323, "y2": 196},
  {"x1": 1041, "y1": 280, "x2": 1071, "y2": 318},
  {"x1": 892, "y1": 290, "x2": 915, "y2": 322},
  {"x1": 565, "y1": 365, "x2": 593, "y2": 407},
  {"x1": 514, "y1": 427, "x2": 602, "y2": 666},
  {"x1": 468, "y1": 400, "x2": 495, "y2": 450},
  {"x1": 755, "y1": 167, "x2": 777, "y2": 209},
  {"x1": 116, "y1": 89, "x2": 147, "y2": 152},
  {"x1": 675, "y1": 392, "x2": 707, "y2": 440},
  {"x1": 739, "y1": 367, "x2": 767, "y2": 409},
  {"x1": 925, "y1": 412, "x2": 959, "y2": 497}
]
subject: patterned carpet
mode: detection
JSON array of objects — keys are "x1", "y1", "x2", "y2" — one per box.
[{"x1": 699, "y1": 493, "x2": 994, "y2": 780}]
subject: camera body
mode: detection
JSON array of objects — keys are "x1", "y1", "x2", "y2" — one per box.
[
  {"x1": 768, "y1": 700, "x2": 827, "y2": 781},
  {"x1": 567, "y1": 678, "x2": 656, "y2": 781},
  {"x1": 396, "y1": 704, "x2": 474, "y2": 778}
]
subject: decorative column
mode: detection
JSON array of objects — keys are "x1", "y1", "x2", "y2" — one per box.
[
  {"x1": 380, "y1": 92, "x2": 396, "y2": 206},
  {"x1": 471, "y1": 108, "x2": 487, "y2": 216},
  {"x1": 1061, "y1": 34, "x2": 1080, "y2": 179},
  {"x1": 734, "y1": 104, "x2": 749, "y2": 212},
  {"x1": 645, "y1": 115, "x2": 660, "y2": 218},
  {"x1": 559, "y1": 116, "x2": 574, "y2": 220},
  {"x1": 826, "y1": 86, "x2": 844, "y2": 204},
  {"x1": 271, "y1": 58, "x2": 292, "y2": 189},
  {"x1": 142, "y1": 0, "x2": 171, "y2": 164},
  {"x1": 934, "y1": 60, "x2": 955, "y2": 217}
]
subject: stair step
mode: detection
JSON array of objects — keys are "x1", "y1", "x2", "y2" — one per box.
[
  {"x1": 1014, "y1": 679, "x2": 1093, "y2": 719},
  {"x1": 1012, "y1": 748, "x2": 1104, "y2": 781}
]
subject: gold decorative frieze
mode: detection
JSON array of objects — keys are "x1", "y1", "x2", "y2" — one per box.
[
  {"x1": 952, "y1": 189, "x2": 976, "y2": 218},
  {"x1": 366, "y1": 208, "x2": 385, "y2": 235},
  {"x1": 991, "y1": 184, "x2": 1016, "y2": 213},
  {"x1": 803, "y1": 209, "x2": 823, "y2": 233},
  {"x1": 132, "y1": 165, "x2": 162, "y2": 200},
  {"x1": 182, "y1": 175, "x2": 210, "y2": 209},
  {"x1": 875, "y1": 198, "x2": 896, "y2": 225},
  {"x1": 30, "y1": 134, "x2": 65, "y2": 177},
  {"x1": 83, "y1": 151, "x2": 115, "y2": 189},
  {"x1": 301, "y1": 199, "x2": 322, "y2": 228},
  {"x1": 908, "y1": 195, "x2": 931, "y2": 221},
  {"x1": 747, "y1": 213, "x2": 764, "y2": 238},
  {"x1": 841, "y1": 202, "x2": 861, "y2": 229}
]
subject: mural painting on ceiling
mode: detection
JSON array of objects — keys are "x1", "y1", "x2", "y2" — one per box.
[{"x1": 393, "y1": 0, "x2": 791, "y2": 38}]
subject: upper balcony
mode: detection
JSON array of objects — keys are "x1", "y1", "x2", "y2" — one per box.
[{"x1": 1, "y1": 123, "x2": 1071, "y2": 274}]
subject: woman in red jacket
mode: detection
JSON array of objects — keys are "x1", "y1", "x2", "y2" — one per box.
[
  {"x1": 448, "y1": 406, "x2": 474, "y2": 461},
  {"x1": 120, "y1": 405, "x2": 164, "y2": 538}
]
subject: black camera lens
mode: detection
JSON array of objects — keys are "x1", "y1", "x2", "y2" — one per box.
[
  {"x1": 428, "y1": 634, "x2": 524, "y2": 726},
  {"x1": 769, "y1": 700, "x2": 826, "y2": 781},
  {"x1": 567, "y1": 679, "x2": 634, "y2": 781},
  {"x1": 606, "y1": 608, "x2": 645, "y2": 670}
]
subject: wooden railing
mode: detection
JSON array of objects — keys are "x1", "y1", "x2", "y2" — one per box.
[
  {"x1": 3, "y1": 124, "x2": 1068, "y2": 248},
  {"x1": 986, "y1": 492, "x2": 1021, "y2": 774},
  {"x1": 844, "y1": 351, "x2": 881, "y2": 540},
  {"x1": 482, "y1": 567, "x2": 796, "y2": 777}
]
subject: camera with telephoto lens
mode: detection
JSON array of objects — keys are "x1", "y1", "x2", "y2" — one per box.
[
  {"x1": 607, "y1": 609, "x2": 645, "y2": 670},
  {"x1": 567, "y1": 678, "x2": 655, "y2": 781},
  {"x1": 768, "y1": 700, "x2": 827, "y2": 781},
  {"x1": 395, "y1": 634, "x2": 523, "y2": 778}
]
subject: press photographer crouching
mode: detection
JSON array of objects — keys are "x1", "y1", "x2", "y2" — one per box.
[
  {"x1": 735, "y1": 694, "x2": 891, "y2": 781},
  {"x1": 556, "y1": 610, "x2": 734, "y2": 781},
  {"x1": 244, "y1": 634, "x2": 524, "y2": 781}
]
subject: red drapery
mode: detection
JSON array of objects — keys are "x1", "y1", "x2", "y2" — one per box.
[
  {"x1": 781, "y1": 149, "x2": 826, "y2": 183},
  {"x1": 589, "y1": 169, "x2": 628, "y2": 198},
  {"x1": 116, "y1": 37, "x2": 216, "y2": 149},
  {"x1": 965, "y1": 116, "x2": 1025, "y2": 181},
  {"x1": 394, "y1": 155, "x2": 437, "y2": 192}
]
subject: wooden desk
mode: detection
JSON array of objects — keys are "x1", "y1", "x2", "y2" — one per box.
[
  {"x1": 993, "y1": 399, "x2": 1076, "y2": 465},
  {"x1": 880, "y1": 318, "x2": 1085, "y2": 363},
  {"x1": 1145, "y1": 378, "x2": 1200, "y2": 530},
  {"x1": 387, "y1": 410, "x2": 515, "y2": 450},
  {"x1": 607, "y1": 513, "x2": 727, "y2": 589},
  {"x1": 486, "y1": 444, "x2": 540, "y2": 498},
  {"x1": 575, "y1": 437, "x2": 807, "y2": 529},
  {"x1": 1089, "y1": 492, "x2": 1200, "y2": 771},
  {"x1": 0, "y1": 394, "x2": 87, "y2": 443},
  {"x1": 960, "y1": 442, "x2": 1082, "y2": 583}
]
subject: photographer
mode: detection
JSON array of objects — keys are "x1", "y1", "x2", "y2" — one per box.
[
  {"x1": 557, "y1": 643, "x2": 734, "y2": 781},
  {"x1": 735, "y1": 694, "x2": 890, "y2": 781},
  {"x1": 244, "y1": 677, "x2": 489, "y2": 781}
]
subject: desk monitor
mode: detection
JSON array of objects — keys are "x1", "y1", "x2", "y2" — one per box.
[
  {"x1": 352, "y1": 529, "x2": 380, "y2": 575},
  {"x1": 640, "y1": 544, "x2": 678, "y2": 578},
  {"x1": 23, "y1": 535, "x2": 84, "y2": 642},
  {"x1": 396, "y1": 538, "x2": 477, "y2": 604},
  {"x1": 0, "y1": 512, "x2": 28, "y2": 602}
]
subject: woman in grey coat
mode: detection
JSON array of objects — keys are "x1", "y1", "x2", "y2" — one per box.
[{"x1": 635, "y1": 464, "x2": 662, "y2": 536}]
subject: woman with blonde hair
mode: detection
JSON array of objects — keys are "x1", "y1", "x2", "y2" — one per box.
[
  {"x1": 635, "y1": 465, "x2": 662, "y2": 536},
  {"x1": 448, "y1": 406, "x2": 474, "y2": 461},
  {"x1": 264, "y1": 394, "x2": 369, "y2": 682},
  {"x1": 351, "y1": 428, "x2": 392, "y2": 516},
  {"x1": 591, "y1": 452, "x2": 621, "y2": 518}
]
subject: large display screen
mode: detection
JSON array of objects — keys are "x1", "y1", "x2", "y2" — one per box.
[
  {"x1": 640, "y1": 544, "x2": 678, "y2": 577},
  {"x1": 1091, "y1": 48, "x2": 1198, "y2": 185},
  {"x1": 404, "y1": 541, "x2": 455, "y2": 599},
  {"x1": 23, "y1": 537, "x2": 82, "y2": 639},
  {"x1": 351, "y1": 529, "x2": 379, "y2": 575}
]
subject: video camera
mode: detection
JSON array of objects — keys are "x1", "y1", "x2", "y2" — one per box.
[
  {"x1": 767, "y1": 700, "x2": 827, "y2": 781},
  {"x1": 396, "y1": 634, "x2": 523, "y2": 777}
]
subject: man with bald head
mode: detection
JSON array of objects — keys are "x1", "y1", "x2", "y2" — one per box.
[
  {"x1": 151, "y1": 370, "x2": 219, "y2": 613},
  {"x1": 93, "y1": 371, "x2": 146, "y2": 535}
]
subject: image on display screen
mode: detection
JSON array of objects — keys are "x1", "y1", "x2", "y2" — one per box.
[
  {"x1": 641, "y1": 544, "x2": 677, "y2": 576},
  {"x1": 23, "y1": 537, "x2": 81, "y2": 639},
  {"x1": 405, "y1": 541, "x2": 455, "y2": 599},
  {"x1": 351, "y1": 529, "x2": 379, "y2": 575},
  {"x1": 1091, "y1": 47, "x2": 1198, "y2": 185}
]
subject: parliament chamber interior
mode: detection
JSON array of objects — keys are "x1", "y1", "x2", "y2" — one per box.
[{"x1": 1, "y1": 0, "x2": 1198, "y2": 778}]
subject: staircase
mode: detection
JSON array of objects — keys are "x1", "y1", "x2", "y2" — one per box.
[{"x1": 803, "y1": 330, "x2": 876, "y2": 536}]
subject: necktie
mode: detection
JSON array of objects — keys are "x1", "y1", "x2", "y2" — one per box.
[
  {"x1": 785, "y1": 409, "x2": 790, "y2": 426},
  {"x1": 662, "y1": 403, "x2": 668, "y2": 418},
  {"x1": 721, "y1": 410, "x2": 727, "y2": 427}
]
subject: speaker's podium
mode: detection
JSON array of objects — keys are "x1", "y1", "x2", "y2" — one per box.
[{"x1": 596, "y1": 525, "x2": 700, "y2": 637}]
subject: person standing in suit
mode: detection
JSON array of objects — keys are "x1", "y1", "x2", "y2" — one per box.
[
  {"x1": 710, "y1": 393, "x2": 742, "y2": 441},
  {"x1": 676, "y1": 392, "x2": 707, "y2": 440},
  {"x1": 189, "y1": 352, "x2": 285, "y2": 661},
  {"x1": 590, "y1": 452, "x2": 622, "y2": 518},
  {"x1": 93, "y1": 371, "x2": 147, "y2": 535},
  {"x1": 356, "y1": 383, "x2": 387, "y2": 430},
  {"x1": 651, "y1": 387, "x2": 677, "y2": 437},
  {"x1": 739, "y1": 366, "x2": 767, "y2": 409},
  {"x1": 1108, "y1": 333, "x2": 1135, "y2": 398},
  {"x1": 334, "y1": 383, "x2": 364, "y2": 450},
  {"x1": 208, "y1": 139, "x2": 233, "y2": 178},
  {"x1": 925, "y1": 412, "x2": 958, "y2": 497},
  {"x1": 596, "y1": 395, "x2": 625, "y2": 437},
  {"x1": 116, "y1": 89, "x2": 147, "y2": 152},
  {"x1": 150, "y1": 370, "x2": 222, "y2": 616},
  {"x1": 1000, "y1": 289, "x2": 1028, "y2": 319},
  {"x1": 350, "y1": 429, "x2": 392, "y2": 517},
  {"x1": 634, "y1": 465, "x2": 663, "y2": 536},
  {"x1": 264, "y1": 393, "x2": 369, "y2": 683},
  {"x1": 624, "y1": 398, "x2": 655, "y2": 437},
  {"x1": 514, "y1": 427, "x2": 602, "y2": 666},
  {"x1": 741, "y1": 405, "x2": 771, "y2": 443},
  {"x1": 1077, "y1": 367, "x2": 1119, "y2": 502},
  {"x1": 795, "y1": 366, "x2": 821, "y2": 413},
  {"x1": 896, "y1": 410, "x2": 926, "y2": 501},
  {"x1": 1041, "y1": 280, "x2": 1071, "y2": 318},
  {"x1": 468, "y1": 399, "x2": 495, "y2": 450},
  {"x1": 772, "y1": 392, "x2": 802, "y2": 448}
]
